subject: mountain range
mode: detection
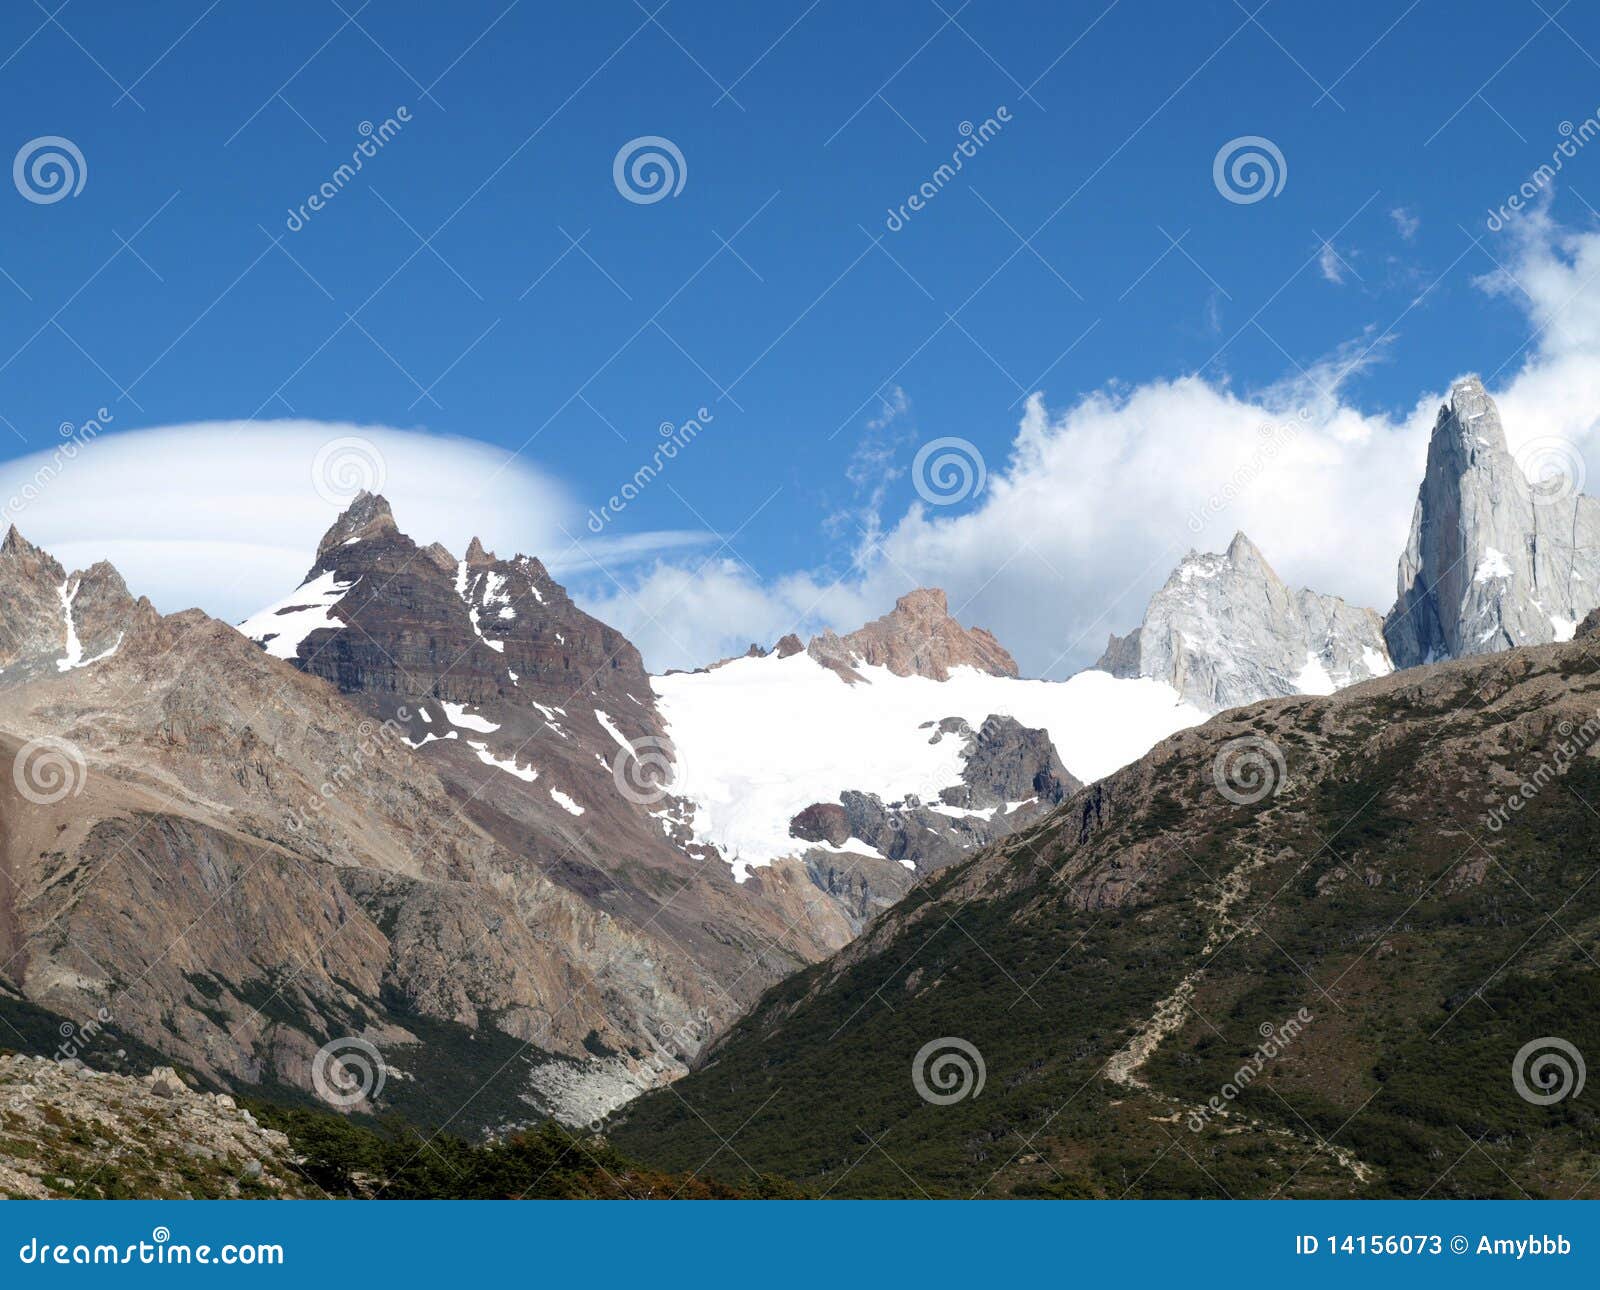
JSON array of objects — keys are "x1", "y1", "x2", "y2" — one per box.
[{"x1": 2, "y1": 374, "x2": 1597, "y2": 1177}]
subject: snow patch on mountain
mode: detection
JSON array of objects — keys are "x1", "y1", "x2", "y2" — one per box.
[
  {"x1": 236, "y1": 570, "x2": 356, "y2": 660},
  {"x1": 653, "y1": 652, "x2": 1204, "y2": 879}
]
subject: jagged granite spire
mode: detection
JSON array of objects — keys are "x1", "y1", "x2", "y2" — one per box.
[
  {"x1": 1095, "y1": 532, "x2": 1391, "y2": 712},
  {"x1": 1383, "y1": 376, "x2": 1600, "y2": 667}
]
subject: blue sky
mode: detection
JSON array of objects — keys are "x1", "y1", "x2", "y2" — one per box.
[{"x1": 5, "y1": 1, "x2": 1600, "y2": 674}]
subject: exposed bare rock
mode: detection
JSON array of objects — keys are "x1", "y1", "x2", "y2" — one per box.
[
  {"x1": 790, "y1": 802, "x2": 851, "y2": 846},
  {"x1": 1385, "y1": 376, "x2": 1600, "y2": 666},
  {"x1": 0, "y1": 529, "x2": 149, "y2": 686},
  {"x1": 807, "y1": 588, "x2": 1018, "y2": 680},
  {"x1": 1095, "y1": 532, "x2": 1391, "y2": 711},
  {"x1": 0, "y1": 1056, "x2": 307, "y2": 1198}
]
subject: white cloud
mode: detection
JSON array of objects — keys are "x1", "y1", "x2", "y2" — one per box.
[
  {"x1": 1390, "y1": 206, "x2": 1420, "y2": 240},
  {"x1": 578, "y1": 211, "x2": 1600, "y2": 678},
  {"x1": 0, "y1": 420, "x2": 704, "y2": 623},
  {"x1": 1318, "y1": 240, "x2": 1346, "y2": 285}
]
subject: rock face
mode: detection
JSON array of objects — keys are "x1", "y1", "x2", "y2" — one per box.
[
  {"x1": 1384, "y1": 376, "x2": 1600, "y2": 667},
  {"x1": 0, "y1": 527, "x2": 147, "y2": 686},
  {"x1": 1096, "y1": 532, "x2": 1391, "y2": 712},
  {"x1": 807, "y1": 588, "x2": 1018, "y2": 681},
  {"x1": 787, "y1": 714, "x2": 1082, "y2": 894}
]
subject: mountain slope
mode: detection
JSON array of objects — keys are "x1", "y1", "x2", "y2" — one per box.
[
  {"x1": 236, "y1": 494, "x2": 898, "y2": 1114},
  {"x1": 0, "y1": 541, "x2": 728, "y2": 1127},
  {"x1": 614, "y1": 636, "x2": 1600, "y2": 1198},
  {"x1": 1386, "y1": 375, "x2": 1600, "y2": 666}
]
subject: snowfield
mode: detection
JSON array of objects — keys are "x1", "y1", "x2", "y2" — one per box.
[
  {"x1": 652, "y1": 653, "x2": 1207, "y2": 879},
  {"x1": 236, "y1": 570, "x2": 355, "y2": 660}
]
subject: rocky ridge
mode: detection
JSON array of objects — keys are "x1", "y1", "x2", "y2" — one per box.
[{"x1": 807, "y1": 588, "x2": 1018, "y2": 681}]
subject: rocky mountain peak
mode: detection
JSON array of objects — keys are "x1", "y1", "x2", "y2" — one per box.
[
  {"x1": 1224, "y1": 530, "x2": 1272, "y2": 573},
  {"x1": 464, "y1": 536, "x2": 494, "y2": 566},
  {"x1": 807, "y1": 587, "x2": 1019, "y2": 681},
  {"x1": 1443, "y1": 374, "x2": 1507, "y2": 454},
  {"x1": 315, "y1": 490, "x2": 399, "y2": 557},
  {"x1": 1383, "y1": 379, "x2": 1600, "y2": 667},
  {"x1": 3, "y1": 523, "x2": 41, "y2": 558},
  {"x1": 1096, "y1": 534, "x2": 1390, "y2": 712}
]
